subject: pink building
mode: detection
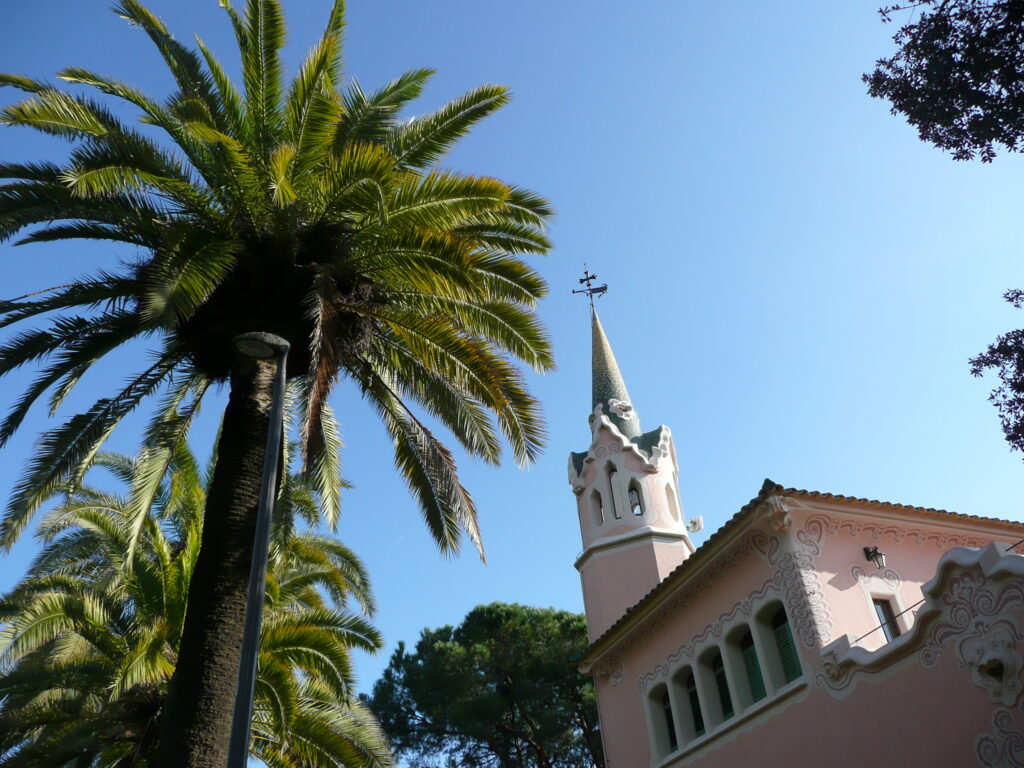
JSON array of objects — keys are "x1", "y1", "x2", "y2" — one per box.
[{"x1": 569, "y1": 309, "x2": 1024, "y2": 767}]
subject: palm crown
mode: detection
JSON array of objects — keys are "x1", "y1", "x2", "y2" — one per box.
[{"x1": 0, "y1": 0, "x2": 554, "y2": 558}]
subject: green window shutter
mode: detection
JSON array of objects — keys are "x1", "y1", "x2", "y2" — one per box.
[
  {"x1": 740, "y1": 633, "x2": 766, "y2": 702},
  {"x1": 771, "y1": 609, "x2": 801, "y2": 683},
  {"x1": 685, "y1": 674, "x2": 705, "y2": 737},
  {"x1": 661, "y1": 690, "x2": 678, "y2": 751},
  {"x1": 711, "y1": 654, "x2": 734, "y2": 720}
]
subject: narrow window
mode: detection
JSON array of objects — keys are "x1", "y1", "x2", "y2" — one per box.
[
  {"x1": 629, "y1": 484, "x2": 643, "y2": 516},
  {"x1": 873, "y1": 598, "x2": 901, "y2": 643},
  {"x1": 685, "y1": 672, "x2": 705, "y2": 737},
  {"x1": 607, "y1": 466, "x2": 621, "y2": 518},
  {"x1": 770, "y1": 607, "x2": 801, "y2": 683},
  {"x1": 739, "y1": 630, "x2": 766, "y2": 702},
  {"x1": 661, "y1": 689, "x2": 678, "y2": 751},
  {"x1": 710, "y1": 652, "x2": 734, "y2": 720},
  {"x1": 589, "y1": 489, "x2": 604, "y2": 526}
]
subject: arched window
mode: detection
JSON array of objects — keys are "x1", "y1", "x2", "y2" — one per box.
[
  {"x1": 684, "y1": 671, "x2": 705, "y2": 738},
  {"x1": 648, "y1": 683, "x2": 678, "y2": 757},
  {"x1": 770, "y1": 606, "x2": 801, "y2": 683},
  {"x1": 588, "y1": 490, "x2": 604, "y2": 527},
  {"x1": 710, "y1": 651, "x2": 734, "y2": 721},
  {"x1": 739, "y1": 630, "x2": 766, "y2": 703},
  {"x1": 607, "y1": 465, "x2": 621, "y2": 519},
  {"x1": 629, "y1": 483, "x2": 643, "y2": 516},
  {"x1": 661, "y1": 689, "x2": 678, "y2": 752}
]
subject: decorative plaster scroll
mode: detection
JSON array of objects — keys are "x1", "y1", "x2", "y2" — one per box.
[
  {"x1": 851, "y1": 564, "x2": 902, "y2": 592},
  {"x1": 819, "y1": 649, "x2": 846, "y2": 687},
  {"x1": 796, "y1": 515, "x2": 831, "y2": 556},
  {"x1": 803, "y1": 514, "x2": 991, "y2": 551},
  {"x1": 593, "y1": 656, "x2": 625, "y2": 687},
  {"x1": 608, "y1": 657, "x2": 624, "y2": 687},
  {"x1": 921, "y1": 570, "x2": 1024, "y2": 668},
  {"x1": 748, "y1": 530, "x2": 779, "y2": 563},
  {"x1": 977, "y1": 709, "x2": 1024, "y2": 767},
  {"x1": 592, "y1": 442, "x2": 622, "y2": 460},
  {"x1": 752, "y1": 523, "x2": 834, "y2": 648},
  {"x1": 780, "y1": 549, "x2": 834, "y2": 647},
  {"x1": 636, "y1": 577, "x2": 782, "y2": 695},
  {"x1": 960, "y1": 620, "x2": 1024, "y2": 706}
]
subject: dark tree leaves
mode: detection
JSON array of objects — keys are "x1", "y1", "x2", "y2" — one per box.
[
  {"x1": 865, "y1": 0, "x2": 1024, "y2": 161},
  {"x1": 970, "y1": 290, "x2": 1024, "y2": 452},
  {"x1": 365, "y1": 603, "x2": 603, "y2": 768},
  {"x1": 866, "y1": 3, "x2": 1024, "y2": 459}
]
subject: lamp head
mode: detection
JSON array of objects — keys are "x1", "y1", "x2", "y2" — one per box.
[
  {"x1": 232, "y1": 332, "x2": 290, "y2": 359},
  {"x1": 864, "y1": 546, "x2": 887, "y2": 570}
]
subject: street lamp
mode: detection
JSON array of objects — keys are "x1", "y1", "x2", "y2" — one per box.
[{"x1": 227, "y1": 332, "x2": 290, "y2": 768}]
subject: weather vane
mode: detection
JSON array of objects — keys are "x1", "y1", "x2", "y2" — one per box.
[{"x1": 571, "y1": 263, "x2": 608, "y2": 307}]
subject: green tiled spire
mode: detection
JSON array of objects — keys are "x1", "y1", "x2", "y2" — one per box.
[{"x1": 591, "y1": 308, "x2": 641, "y2": 438}]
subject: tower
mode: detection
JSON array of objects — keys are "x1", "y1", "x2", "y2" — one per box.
[{"x1": 568, "y1": 308, "x2": 695, "y2": 641}]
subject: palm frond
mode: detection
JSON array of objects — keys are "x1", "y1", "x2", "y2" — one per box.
[
  {"x1": 113, "y1": 1, "x2": 225, "y2": 131},
  {"x1": 334, "y1": 68, "x2": 433, "y2": 148},
  {"x1": 0, "y1": 90, "x2": 109, "y2": 138},
  {"x1": 242, "y1": 0, "x2": 287, "y2": 161},
  {"x1": 360, "y1": 370, "x2": 483, "y2": 560},
  {"x1": 389, "y1": 84, "x2": 509, "y2": 169},
  {"x1": 286, "y1": 30, "x2": 342, "y2": 178},
  {"x1": 0, "y1": 73, "x2": 52, "y2": 94},
  {"x1": 123, "y1": 374, "x2": 208, "y2": 561},
  {"x1": 1, "y1": 354, "x2": 180, "y2": 551}
]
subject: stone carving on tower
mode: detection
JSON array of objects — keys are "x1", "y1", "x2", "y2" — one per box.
[{"x1": 568, "y1": 275, "x2": 695, "y2": 641}]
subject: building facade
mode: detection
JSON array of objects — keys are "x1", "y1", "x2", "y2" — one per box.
[{"x1": 569, "y1": 309, "x2": 1024, "y2": 767}]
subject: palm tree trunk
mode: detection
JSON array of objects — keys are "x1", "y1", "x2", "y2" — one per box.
[{"x1": 155, "y1": 357, "x2": 277, "y2": 768}]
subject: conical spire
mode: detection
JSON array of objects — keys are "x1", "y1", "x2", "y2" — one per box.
[{"x1": 591, "y1": 308, "x2": 641, "y2": 438}]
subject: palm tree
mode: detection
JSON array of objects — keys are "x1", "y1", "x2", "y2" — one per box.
[
  {"x1": 0, "y1": 1, "x2": 553, "y2": 763},
  {"x1": 0, "y1": 444, "x2": 393, "y2": 767}
]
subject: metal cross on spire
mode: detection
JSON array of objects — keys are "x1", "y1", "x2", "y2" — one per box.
[{"x1": 571, "y1": 263, "x2": 608, "y2": 307}]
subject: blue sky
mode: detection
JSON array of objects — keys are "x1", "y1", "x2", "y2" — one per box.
[{"x1": 2, "y1": 0, "x2": 1024, "y2": 700}]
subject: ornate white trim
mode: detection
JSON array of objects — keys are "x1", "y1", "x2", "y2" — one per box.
[
  {"x1": 817, "y1": 543, "x2": 1024, "y2": 704},
  {"x1": 606, "y1": 398, "x2": 635, "y2": 421},
  {"x1": 592, "y1": 656, "x2": 625, "y2": 688},
  {"x1": 803, "y1": 514, "x2": 991, "y2": 551},
  {"x1": 765, "y1": 495, "x2": 792, "y2": 532},
  {"x1": 977, "y1": 709, "x2": 1024, "y2": 767},
  {"x1": 751, "y1": 523, "x2": 834, "y2": 648},
  {"x1": 636, "y1": 578, "x2": 782, "y2": 695},
  {"x1": 920, "y1": 568, "x2": 1024, "y2": 668},
  {"x1": 851, "y1": 564, "x2": 902, "y2": 592},
  {"x1": 960, "y1": 619, "x2": 1024, "y2": 706},
  {"x1": 567, "y1": 415, "x2": 674, "y2": 492}
]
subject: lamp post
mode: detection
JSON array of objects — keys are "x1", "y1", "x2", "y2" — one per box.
[{"x1": 227, "y1": 332, "x2": 290, "y2": 768}]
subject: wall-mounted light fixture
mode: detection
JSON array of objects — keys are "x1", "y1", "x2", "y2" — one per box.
[{"x1": 864, "y1": 546, "x2": 887, "y2": 570}]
